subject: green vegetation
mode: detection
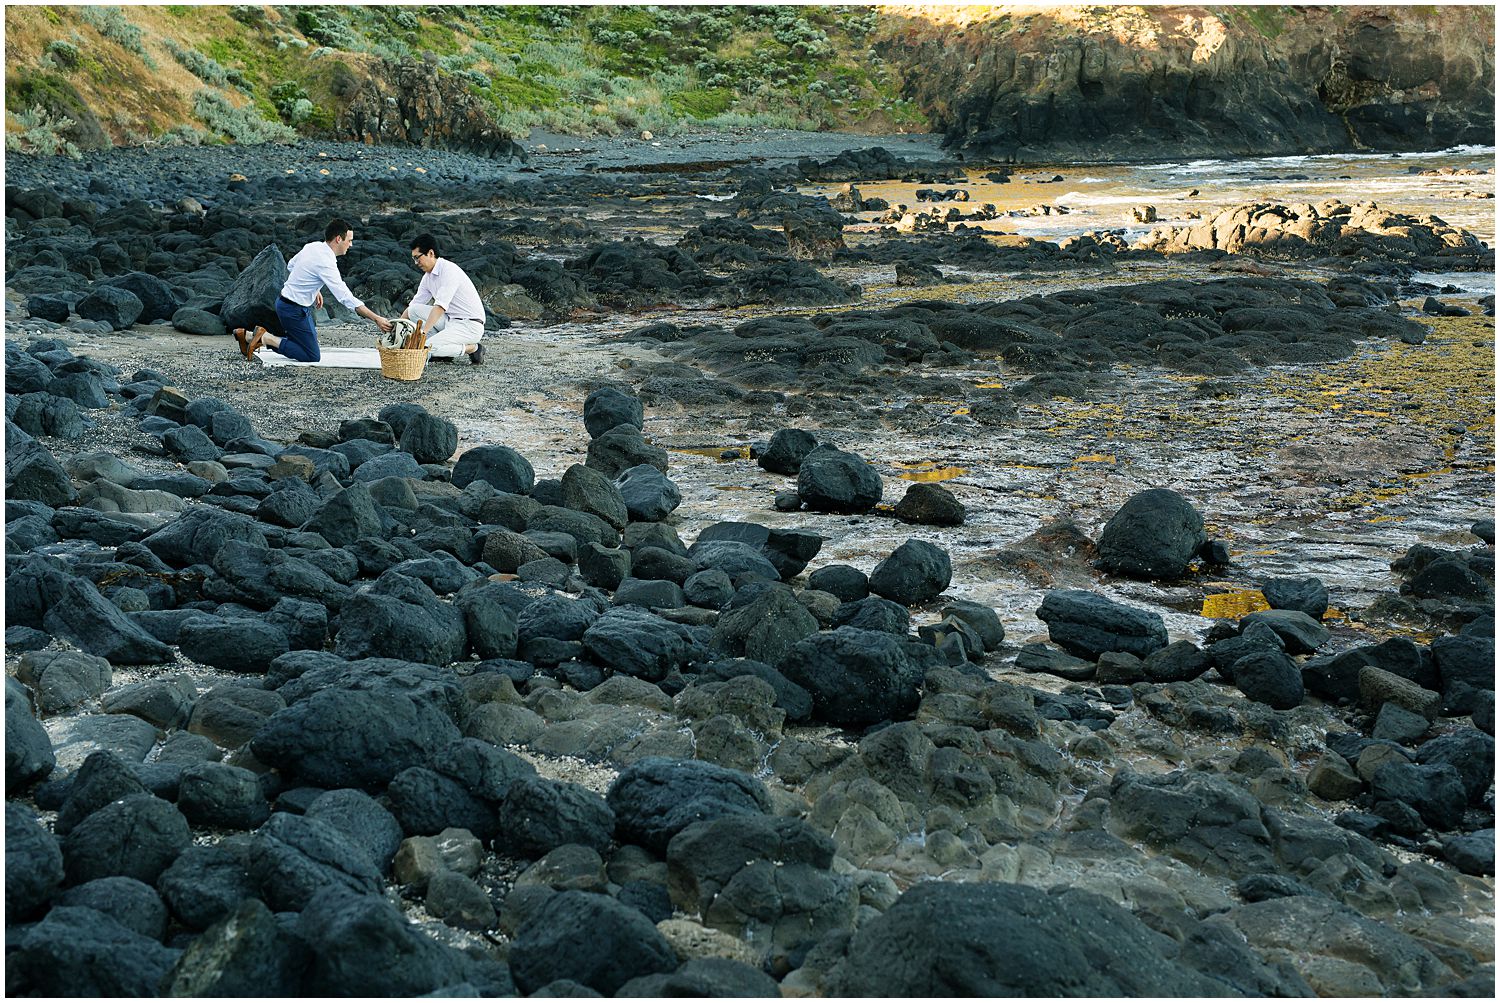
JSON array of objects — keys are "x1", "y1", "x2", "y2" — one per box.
[
  {"x1": 8, "y1": 4, "x2": 927, "y2": 150},
  {"x1": 165, "y1": 39, "x2": 231, "y2": 88},
  {"x1": 1232, "y1": 5, "x2": 1296, "y2": 40},
  {"x1": 78, "y1": 5, "x2": 155, "y2": 66},
  {"x1": 5, "y1": 105, "x2": 81, "y2": 158},
  {"x1": 192, "y1": 89, "x2": 297, "y2": 144}
]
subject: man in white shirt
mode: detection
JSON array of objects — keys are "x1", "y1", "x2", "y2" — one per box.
[
  {"x1": 235, "y1": 218, "x2": 391, "y2": 362},
  {"x1": 404, "y1": 233, "x2": 487, "y2": 365}
]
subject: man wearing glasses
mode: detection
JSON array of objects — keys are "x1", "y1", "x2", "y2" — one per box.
[
  {"x1": 236, "y1": 218, "x2": 393, "y2": 361},
  {"x1": 404, "y1": 233, "x2": 487, "y2": 365}
]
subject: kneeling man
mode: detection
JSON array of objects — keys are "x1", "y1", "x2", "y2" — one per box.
[{"x1": 406, "y1": 233, "x2": 486, "y2": 365}]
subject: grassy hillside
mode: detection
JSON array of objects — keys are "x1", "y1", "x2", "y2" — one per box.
[{"x1": 4, "y1": 4, "x2": 928, "y2": 156}]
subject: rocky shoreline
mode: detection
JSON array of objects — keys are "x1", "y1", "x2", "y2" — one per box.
[{"x1": 5, "y1": 136, "x2": 1495, "y2": 997}]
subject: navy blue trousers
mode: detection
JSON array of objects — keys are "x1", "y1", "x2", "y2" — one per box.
[{"x1": 273, "y1": 298, "x2": 321, "y2": 362}]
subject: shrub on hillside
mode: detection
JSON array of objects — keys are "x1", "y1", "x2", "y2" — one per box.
[
  {"x1": 79, "y1": 5, "x2": 155, "y2": 66},
  {"x1": 155, "y1": 124, "x2": 212, "y2": 147},
  {"x1": 193, "y1": 90, "x2": 297, "y2": 143},
  {"x1": 5, "y1": 106, "x2": 83, "y2": 159},
  {"x1": 166, "y1": 40, "x2": 229, "y2": 86},
  {"x1": 294, "y1": 7, "x2": 361, "y2": 50},
  {"x1": 44, "y1": 39, "x2": 81, "y2": 69}
]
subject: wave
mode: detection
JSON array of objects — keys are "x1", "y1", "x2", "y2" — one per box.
[{"x1": 1411, "y1": 271, "x2": 1498, "y2": 296}]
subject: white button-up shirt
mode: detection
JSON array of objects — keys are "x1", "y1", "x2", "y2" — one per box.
[
  {"x1": 280, "y1": 240, "x2": 363, "y2": 311},
  {"x1": 407, "y1": 258, "x2": 485, "y2": 324}
]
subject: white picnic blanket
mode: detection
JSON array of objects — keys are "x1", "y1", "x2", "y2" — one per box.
[{"x1": 255, "y1": 347, "x2": 383, "y2": 369}]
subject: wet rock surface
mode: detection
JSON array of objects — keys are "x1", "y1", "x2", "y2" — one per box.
[{"x1": 3, "y1": 134, "x2": 1493, "y2": 996}]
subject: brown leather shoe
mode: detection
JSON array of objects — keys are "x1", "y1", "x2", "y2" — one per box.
[
  {"x1": 246, "y1": 327, "x2": 265, "y2": 357},
  {"x1": 233, "y1": 327, "x2": 252, "y2": 360}
]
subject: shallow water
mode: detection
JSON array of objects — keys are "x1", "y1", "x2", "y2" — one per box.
[{"x1": 808, "y1": 146, "x2": 1497, "y2": 245}]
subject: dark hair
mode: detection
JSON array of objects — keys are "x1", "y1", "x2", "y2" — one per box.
[
  {"x1": 410, "y1": 233, "x2": 438, "y2": 257},
  {"x1": 324, "y1": 218, "x2": 352, "y2": 242}
]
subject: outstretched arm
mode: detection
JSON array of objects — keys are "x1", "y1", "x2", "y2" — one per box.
[{"x1": 356, "y1": 304, "x2": 392, "y2": 332}]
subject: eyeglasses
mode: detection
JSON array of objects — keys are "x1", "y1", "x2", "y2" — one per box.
[{"x1": 410, "y1": 251, "x2": 430, "y2": 265}]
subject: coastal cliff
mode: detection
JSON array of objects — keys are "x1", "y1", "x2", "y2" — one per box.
[
  {"x1": 877, "y1": 5, "x2": 1495, "y2": 159},
  {"x1": 4, "y1": 5, "x2": 1492, "y2": 160}
]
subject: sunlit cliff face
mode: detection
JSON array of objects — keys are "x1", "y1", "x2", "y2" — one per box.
[{"x1": 875, "y1": 4, "x2": 1172, "y2": 46}]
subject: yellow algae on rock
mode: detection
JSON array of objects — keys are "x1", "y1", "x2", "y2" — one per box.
[
  {"x1": 1201, "y1": 590, "x2": 1270, "y2": 619},
  {"x1": 894, "y1": 461, "x2": 967, "y2": 482},
  {"x1": 670, "y1": 446, "x2": 749, "y2": 461}
]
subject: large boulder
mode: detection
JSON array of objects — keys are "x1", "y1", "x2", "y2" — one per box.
[
  {"x1": 295, "y1": 886, "x2": 492, "y2": 995},
  {"x1": 76, "y1": 286, "x2": 144, "y2": 330},
  {"x1": 666, "y1": 814, "x2": 856, "y2": 961},
  {"x1": 302, "y1": 482, "x2": 386, "y2": 548},
  {"x1": 561, "y1": 463, "x2": 629, "y2": 530},
  {"x1": 758, "y1": 428, "x2": 819, "y2": 475},
  {"x1": 452, "y1": 444, "x2": 535, "y2": 494},
  {"x1": 583, "y1": 387, "x2": 645, "y2": 439},
  {"x1": 510, "y1": 890, "x2": 676, "y2": 995},
  {"x1": 615, "y1": 463, "x2": 682, "y2": 522},
  {"x1": 177, "y1": 762, "x2": 272, "y2": 830},
  {"x1": 220, "y1": 244, "x2": 288, "y2": 335},
  {"x1": 1107, "y1": 769, "x2": 1271, "y2": 874},
  {"x1": 6, "y1": 905, "x2": 180, "y2": 997},
  {"x1": 399, "y1": 412, "x2": 459, "y2": 465},
  {"x1": 1370, "y1": 760, "x2": 1467, "y2": 831},
  {"x1": 6, "y1": 802, "x2": 64, "y2": 918},
  {"x1": 606, "y1": 757, "x2": 771, "y2": 854},
  {"x1": 62, "y1": 794, "x2": 192, "y2": 885},
  {"x1": 497, "y1": 776, "x2": 616, "y2": 858},
  {"x1": 1215, "y1": 895, "x2": 1454, "y2": 995},
  {"x1": 6, "y1": 677, "x2": 55, "y2": 788},
  {"x1": 868, "y1": 538, "x2": 952, "y2": 605},
  {"x1": 714, "y1": 584, "x2": 820, "y2": 665},
  {"x1": 893, "y1": 481, "x2": 966, "y2": 526},
  {"x1": 171, "y1": 306, "x2": 226, "y2": 337},
  {"x1": 580, "y1": 606, "x2": 704, "y2": 682},
  {"x1": 1239, "y1": 609, "x2": 1329, "y2": 655},
  {"x1": 304, "y1": 789, "x2": 406, "y2": 874},
  {"x1": 159, "y1": 899, "x2": 303, "y2": 997},
  {"x1": 1096, "y1": 488, "x2": 1207, "y2": 579},
  {"x1": 16, "y1": 649, "x2": 111, "y2": 713},
  {"x1": 177, "y1": 616, "x2": 291, "y2": 675},
  {"x1": 251, "y1": 668, "x2": 464, "y2": 790},
  {"x1": 777, "y1": 626, "x2": 926, "y2": 725},
  {"x1": 831, "y1": 882, "x2": 1235, "y2": 995},
  {"x1": 333, "y1": 573, "x2": 466, "y2": 666},
  {"x1": 384, "y1": 766, "x2": 498, "y2": 840},
  {"x1": 1261, "y1": 576, "x2": 1330, "y2": 619},
  {"x1": 41, "y1": 575, "x2": 174, "y2": 665},
  {"x1": 689, "y1": 540, "x2": 781, "y2": 582},
  {"x1": 101, "y1": 271, "x2": 184, "y2": 323},
  {"x1": 246, "y1": 812, "x2": 383, "y2": 912},
  {"x1": 691, "y1": 521, "x2": 823, "y2": 580},
  {"x1": 6, "y1": 439, "x2": 78, "y2": 506},
  {"x1": 1037, "y1": 589, "x2": 1168, "y2": 659},
  {"x1": 1231, "y1": 650, "x2": 1305, "y2": 710},
  {"x1": 141, "y1": 506, "x2": 266, "y2": 567},
  {"x1": 796, "y1": 445, "x2": 882, "y2": 513},
  {"x1": 207, "y1": 539, "x2": 351, "y2": 612},
  {"x1": 586, "y1": 425, "x2": 668, "y2": 478}
]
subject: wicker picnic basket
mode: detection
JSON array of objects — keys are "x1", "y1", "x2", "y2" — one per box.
[
  {"x1": 378, "y1": 319, "x2": 430, "y2": 380},
  {"x1": 378, "y1": 344, "x2": 430, "y2": 381}
]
